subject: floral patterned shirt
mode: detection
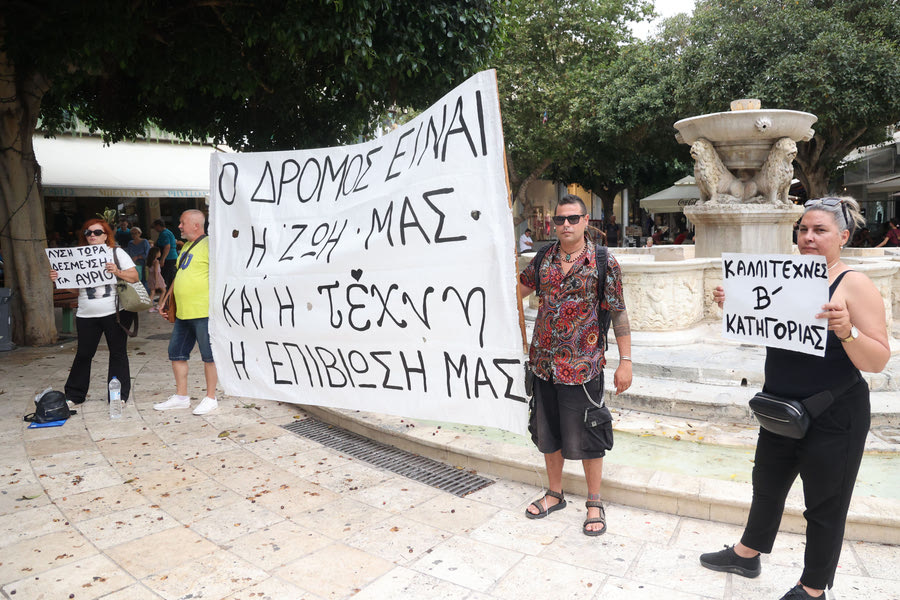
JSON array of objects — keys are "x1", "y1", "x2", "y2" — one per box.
[{"x1": 519, "y1": 239, "x2": 626, "y2": 384}]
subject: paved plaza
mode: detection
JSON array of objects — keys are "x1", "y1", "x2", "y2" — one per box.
[{"x1": 0, "y1": 315, "x2": 897, "y2": 599}]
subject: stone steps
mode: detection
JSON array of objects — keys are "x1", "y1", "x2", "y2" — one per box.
[{"x1": 603, "y1": 367, "x2": 900, "y2": 428}]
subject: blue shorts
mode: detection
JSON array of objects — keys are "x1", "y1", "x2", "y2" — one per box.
[{"x1": 168, "y1": 317, "x2": 214, "y2": 363}]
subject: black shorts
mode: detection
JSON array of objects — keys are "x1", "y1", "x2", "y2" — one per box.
[{"x1": 530, "y1": 373, "x2": 614, "y2": 460}]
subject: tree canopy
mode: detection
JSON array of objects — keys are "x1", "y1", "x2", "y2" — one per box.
[
  {"x1": 0, "y1": 0, "x2": 503, "y2": 345},
  {"x1": 493, "y1": 0, "x2": 653, "y2": 212},
  {"x1": 667, "y1": 0, "x2": 900, "y2": 196}
]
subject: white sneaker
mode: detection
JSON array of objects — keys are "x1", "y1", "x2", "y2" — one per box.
[
  {"x1": 154, "y1": 395, "x2": 191, "y2": 411},
  {"x1": 192, "y1": 397, "x2": 218, "y2": 415}
]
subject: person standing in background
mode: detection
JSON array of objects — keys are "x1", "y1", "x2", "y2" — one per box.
[
  {"x1": 604, "y1": 214, "x2": 619, "y2": 247},
  {"x1": 152, "y1": 218, "x2": 178, "y2": 288},
  {"x1": 126, "y1": 226, "x2": 150, "y2": 283},
  {"x1": 154, "y1": 210, "x2": 218, "y2": 415},
  {"x1": 115, "y1": 218, "x2": 131, "y2": 248}
]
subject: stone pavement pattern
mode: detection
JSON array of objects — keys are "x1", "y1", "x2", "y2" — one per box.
[{"x1": 1, "y1": 317, "x2": 898, "y2": 599}]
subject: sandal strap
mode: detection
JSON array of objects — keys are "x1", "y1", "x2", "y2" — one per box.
[
  {"x1": 545, "y1": 490, "x2": 565, "y2": 501},
  {"x1": 586, "y1": 500, "x2": 604, "y2": 509},
  {"x1": 583, "y1": 517, "x2": 605, "y2": 525}
]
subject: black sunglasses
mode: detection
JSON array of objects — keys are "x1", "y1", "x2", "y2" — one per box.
[
  {"x1": 552, "y1": 214, "x2": 586, "y2": 225},
  {"x1": 84, "y1": 229, "x2": 106, "y2": 237}
]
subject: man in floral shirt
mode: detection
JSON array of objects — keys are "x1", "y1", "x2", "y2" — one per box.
[{"x1": 517, "y1": 194, "x2": 632, "y2": 536}]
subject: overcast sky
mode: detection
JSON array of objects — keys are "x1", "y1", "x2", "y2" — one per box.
[{"x1": 630, "y1": 0, "x2": 696, "y2": 39}]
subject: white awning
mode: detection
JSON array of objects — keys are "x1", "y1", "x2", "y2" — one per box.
[
  {"x1": 34, "y1": 135, "x2": 223, "y2": 198},
  {"x1": 638, "y1": 176, "x2": 701, "y2": 213}
]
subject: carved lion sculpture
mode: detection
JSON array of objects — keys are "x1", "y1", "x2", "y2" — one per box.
[
  {"x1": 691, "y1": 138, "x2": 741, "y2": 204},
  {"x1": 751, "y1": 137, "x2": 797, "y2": 205},
  {"x1": 692, "y1": 136, "x2": 797, "y2": 205}
]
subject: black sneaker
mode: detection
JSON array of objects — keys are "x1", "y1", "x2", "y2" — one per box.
[
  {"x1": 778, "y1": 585, "x2": 821, "y2": 599},
  {"x1": 699, "y1": 545, "x2": 761, "y2": 578}
]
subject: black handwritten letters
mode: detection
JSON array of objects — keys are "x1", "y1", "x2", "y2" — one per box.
[
  {"x1": 46, "y1": 245, "x2": 114, "y2": 289},
  {"x1": 721, "y1": 253, "x2": 829, "y2": 356},
  {"x1": 209, "y1": 71, "x2": 528, "y2": 429}
]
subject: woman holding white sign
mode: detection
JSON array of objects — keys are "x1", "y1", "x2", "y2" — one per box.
[
  {"x1": 50, "y1": 219, "x2": 139, "y2": 407},
  {"x1": 700, "y1": 196, "x2": 890, "y2": 600}
]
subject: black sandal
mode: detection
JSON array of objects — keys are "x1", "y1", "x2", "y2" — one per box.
[
  {"x1": 525, "y1": 490, "x2": 567, "y2": 519},
  {"x1": 583, "y1": 500, "x2": 607, "y2": 536}
]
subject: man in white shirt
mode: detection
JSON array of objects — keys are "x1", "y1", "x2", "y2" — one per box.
[{"x1": 519, "y1": 228, "x2": 534, "y2": 253}]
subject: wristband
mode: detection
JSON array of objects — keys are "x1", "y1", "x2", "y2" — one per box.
[{"x1": 619, "y1": 355, "x2": 632, "y2": 361}]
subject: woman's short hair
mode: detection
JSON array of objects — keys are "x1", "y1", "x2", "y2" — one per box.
[
  {"x1": 78, "y1": 218, "x2": 116, "y2": 247},
  {"x1": 557, "y1": 193, "x2": 587, "y2": 215},
  {"x1": 131, "y1": 227, "x2": 142, "y2": 236}
]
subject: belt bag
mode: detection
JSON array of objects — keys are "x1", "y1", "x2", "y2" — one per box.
[{"x1": 749, "y1": 378, "x2": 857, "y2": 439}]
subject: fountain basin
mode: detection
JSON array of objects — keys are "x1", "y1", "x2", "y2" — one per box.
[{"x1": 674, "y1": 109, "x2": 817, "y2": 169}]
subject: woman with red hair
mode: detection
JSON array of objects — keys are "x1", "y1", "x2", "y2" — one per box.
[{"x1": 50, "y1": 218, "x2": 139, "y2": 406}]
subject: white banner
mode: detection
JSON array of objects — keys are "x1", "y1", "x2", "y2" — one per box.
[
  {"x1": 721, "y1": 253, "x2": 829, "y2": 356},
  {"x1": 46, "y1": 245, "x2": 114, "y2": 289},
  {"x1": 208, "y1": 70, "x2": 528, "y2": 434}
]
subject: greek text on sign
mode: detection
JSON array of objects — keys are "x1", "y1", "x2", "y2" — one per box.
[
  {"x1": 721, "y1": 253, "x2": 829, "y2": 356},
  {"x1": 46, "y1": 245, "x2": 114, "y2": 289},
  {"x1": 208, "y1": 70, "x2": 528, "y2": 435}
]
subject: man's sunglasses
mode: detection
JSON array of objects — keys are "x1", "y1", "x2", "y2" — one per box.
[
  {"x1": 84, "y1": 229, "x2": 106, "y2": 237},
  {"x1": 552, "y1": 214, "x2": 586, "y2": 225}
]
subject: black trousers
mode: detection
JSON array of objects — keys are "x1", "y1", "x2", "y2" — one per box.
[
  {"x1": 740, "y1": 379, "x2": 869, "y2": 590},
  {"x1": 64, "y1": 314, "x2": 131, "y2": 403},
  {"x1": 161, "y1": 258, "x2": 177, "y2": 289}
]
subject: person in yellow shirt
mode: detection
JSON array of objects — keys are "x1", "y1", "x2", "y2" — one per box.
[{"x1": 154, "y1": 210, "x2": 218, "y2": 415}]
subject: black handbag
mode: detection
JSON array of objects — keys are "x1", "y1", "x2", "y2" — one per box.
[{"x1": 749, "y1": 378, "x2": 858, "y2": 439}]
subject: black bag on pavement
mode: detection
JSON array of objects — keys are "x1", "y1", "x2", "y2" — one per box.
[{"x1": 24, "y1": 390, "x2": 73, "y2": 423}]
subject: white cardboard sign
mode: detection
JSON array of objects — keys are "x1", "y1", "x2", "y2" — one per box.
[
  {"x1": 721, "y1": 253, "x2": 829, "y2": 356},
  {"x1": 208, "y1": 70, "x2": 528, "y2": 434},
  {"x1": 46, "y1": 245, "x2": 114, "y2": 289}
]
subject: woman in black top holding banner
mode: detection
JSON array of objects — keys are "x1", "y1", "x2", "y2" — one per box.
[{"x1": 701, "y1": 196, "x2": 890, "y2": 600}]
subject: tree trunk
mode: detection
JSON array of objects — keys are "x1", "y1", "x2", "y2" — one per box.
[
  {"x1": 794, "y1": 137, "x2": 832, "y2": 199},
  {"x1": 0, "y1": 46, "x2": 56, "y2": 346}
]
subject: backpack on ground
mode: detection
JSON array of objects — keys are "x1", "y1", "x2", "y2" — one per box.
[{"x1": 24, "y1": 390, "x2": 73, "y2": 423}]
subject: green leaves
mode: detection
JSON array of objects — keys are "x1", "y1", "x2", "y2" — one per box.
[{"x1": 12, "y1": 0, "x2": 503, "y2": 151}]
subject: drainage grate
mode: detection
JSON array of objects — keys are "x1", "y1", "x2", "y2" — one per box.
[{"x1": 282, "y1": 418, "x2": 495, "y2": 497}]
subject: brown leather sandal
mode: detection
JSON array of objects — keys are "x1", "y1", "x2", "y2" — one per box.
[
  {"x1": 525, "y1": 490, "x2": 567, "y2": 519},
  {"x1": 583, "y1": 500, "x2": 607, "y2": 536}
]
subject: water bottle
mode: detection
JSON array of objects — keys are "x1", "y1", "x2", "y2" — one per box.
[{"x1": 109, "y1": 376, "x2": 123, "y2": 419}]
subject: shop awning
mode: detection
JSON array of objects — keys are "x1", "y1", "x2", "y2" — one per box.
[
  {"x1": 638, "y1": 176, "x2": 700, "y2": 213},
  {"x1": 34, "y1": 135, "x2": 223, "y2": 198},
  {"x1": 868, "y1": 174, "x2": 900, "y2": 194}
]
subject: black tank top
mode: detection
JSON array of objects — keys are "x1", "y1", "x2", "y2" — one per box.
[{"x1": 764, "y1": 271, "x2": 861, "y2": 399}]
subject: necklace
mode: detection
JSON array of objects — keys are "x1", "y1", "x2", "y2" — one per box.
[
  {"x1": 560, "y1": 243, "x2": 587, "y2": 263},
  {"x1": 827, "y1": 258, "x2": 841, "y2": 270}
]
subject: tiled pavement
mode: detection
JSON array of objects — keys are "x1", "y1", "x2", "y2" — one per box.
[{"x1": 1, "y1": 316, "x2": 897, "y2": 599}]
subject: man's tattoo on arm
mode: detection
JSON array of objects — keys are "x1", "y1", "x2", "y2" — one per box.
[{"x1": 611, "y1": 309, "x2": 631, "y2": 338}]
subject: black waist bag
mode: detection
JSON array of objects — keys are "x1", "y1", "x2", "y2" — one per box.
[{"x1": 749, "y1": 378, "x2": 858, "y2": 439}]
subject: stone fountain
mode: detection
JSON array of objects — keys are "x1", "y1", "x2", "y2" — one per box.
[{"x1": 675, "y1": 99, "x2": 818, "y2": 258}]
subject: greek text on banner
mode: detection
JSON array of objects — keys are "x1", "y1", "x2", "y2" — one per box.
[
  {"x1": 721, "y1": 252, "x2": 829, "y2": 356},
  {"x1": 208, "y1": 70, "x2": 528, "y2": 435}
]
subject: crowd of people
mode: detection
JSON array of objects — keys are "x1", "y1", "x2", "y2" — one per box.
[{"x1": 48, "y1": 211, "x2": 218, "y2": 416}]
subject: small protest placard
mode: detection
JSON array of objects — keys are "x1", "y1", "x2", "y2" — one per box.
[
  {"x1": 721, "y1": 252, "x2": 829, "y2": 356},
  {"x1": 46, "y1": 245, "x2": 114, "y2": 289}
]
